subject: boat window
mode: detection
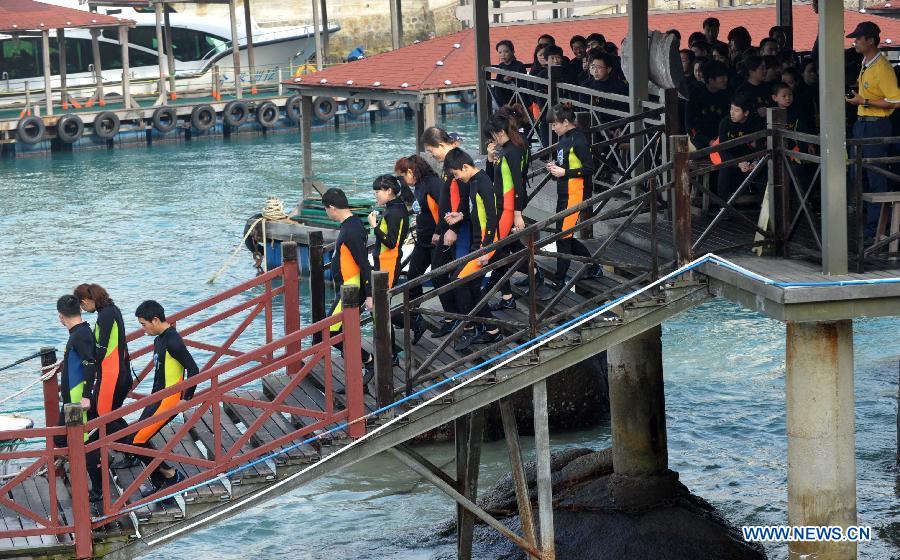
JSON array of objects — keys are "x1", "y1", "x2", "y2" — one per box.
[
  {"x1": 0, "y1": 37, "x2": 40, "y2": 79},
  {"x1": 128, "y1": 27, "x2": 158, "y2": 52},
  {"x1": 0, "y1": 36, "x2": 159, "y2": 80},
  {"x1": 169, "y1": 28, "x2": 228, "y2": 62}
]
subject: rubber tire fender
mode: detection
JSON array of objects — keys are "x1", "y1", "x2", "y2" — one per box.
[
  {"x1": 93, "y1": 111, "x2": 120, "y2": 140},
  {"x1": 16, "y1": 115, "x2": 45, "y2": 145},
  {"x1": 345, "y1": 98, "x2": 369, "y2": 116},
  {"x1": 152, "y1": 106, "x2": 178, "y2": 133},
  {"x1": 312, "y1": 96, "x2": 337, "y2": 120},
  {"x1": 256, "y1": 101, "x2": 279, "y2": 128},
  {"x1": 284, "y1": 94, "x2": 303, "y2": 124},
  {"x1": 56, "y1": 114, "x2": 84, "y2": 144},
  {"x1": 461, "y1": 90, "x2": 477, "y2": 105},
  {"x1": 223, "y1": 100, "x2": 249, "y2": 127},
  {"x1": 191, "y1": 104, "x2": 216, "y2": 132},
  {"x1": 377, "y1": 99, "x2": 398, "y2": 111}
]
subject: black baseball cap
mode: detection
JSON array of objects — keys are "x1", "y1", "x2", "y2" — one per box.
[{"x1": 846, "y1": 21, "x2": 880, "y2": 39}]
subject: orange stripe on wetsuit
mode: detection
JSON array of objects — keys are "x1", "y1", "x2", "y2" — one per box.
[
  {"x1": 556, "y1": 128, "x2": 593, "y2": 239},
  {"x1": 458, "y1": 171, "x2": 499, "y2": 279},
  {"x1": 93, "y1": 305, "x2": 131, "y2": 416},
  {"x1": 373, "y1": 198, "x2": 409, "y2": 288}
]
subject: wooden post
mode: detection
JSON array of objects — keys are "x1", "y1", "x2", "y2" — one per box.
[
  {"x1": 153, "y1": 2, "x2": 168, "y2": 105},
  {"x1": 415, "y1": 101, "x2": 426, "y2": 154},
  {"x1": 301, "y1": 95, "x2": 314, "y2": 199},
  {"x1": 41, "y1": 30, "x2": 53, "y2": 116},
  {"x1": 663, "y1": 88, "x2": 680, "y2": 221},
  {"x1": 547, "y1": 64, "x2": 560, "y2": 147},
  {"x1": 389, "y1": 0, "x2": 404, "y2": 50},
  {"x1": 457, "y1": 410, "x2": 485, "y2": 560},
  {"x1": 228, "y1": 0, "x2": 243, "y2": 99},
  {"x1": 670, "y1": 135, "x2": 693, "y2": 267},
  {"x1": 767, "y1": 108, "x2": 789, "y2": 257},
  {"x1": 628, "y1": 0, "x2": 649, "y2": 196},
  {"x1": 243, "y1": 0, "x2": 258, "y2": 94},
  {"x1": 57, "y1": 29, "x2": 69, "y2": 109},
  {"x1": 311, "y1": 0, "x2": 324, "y2": 71},
  {"x1": 163, "y1": 10, "x2": 177, "y2": 100},
  {"x1": 309, "y1": 231, "x2": 327, "y2": 343},
  {"x1": 500, "y1": 399, "x2": 539, "y2": 559},
  {"x1": 283, "y1": 242, "x2": 301, "y2": 373},
  {"x1": 320, "y1": 0, "x2": 330, "y2": 61},
  {"x1": 533, "y1": 380, "x2": 555, "y2": 559},
  {"x1": 65, "y1": 404, "x2": 93, "y2": 559},
  {"x1": 372, "y1": 271, "x2": 394, "y2": 409},
  {"x1": 454, "y1": 415, "x2": 469, "y2": 551},
  {"x1": 423, "y1": 93, "x2": 439, "y2": 129},
  {"x1": 119, "y1": 26, "x2": 132, "y2": 109},
  {"x1": 854, "y1": 149, "x2": 865, "y2": 273},
  {"x1": 776, "y1": 0, "x2": 793, "y2": 51},
  {"x1": 473, "y1": 0, "x2": 491, "y2": 150},
  {"x1": 41, "y1": 348, "x2": 58, "y2": 450},
  {"x1": 341, "y1": 286, "x2": 366, "y2": 438},
  {"x1": 89, "y1": 28, "x2": 104, "y2": 106}
]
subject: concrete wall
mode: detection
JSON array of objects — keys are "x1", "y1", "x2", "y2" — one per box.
[{"x1": 173, "y1": 0, "x2": 462, "y2": 62}]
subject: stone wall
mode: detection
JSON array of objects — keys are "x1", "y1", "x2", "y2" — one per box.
[{"x1": 173, "y1": 0, "x2": 462, "y2": 62}]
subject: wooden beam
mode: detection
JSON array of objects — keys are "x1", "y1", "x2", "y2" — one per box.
[
  {"x1": 41, "y1": 30, "x2": 52, "y2": 116},
  {"x1": 229, "y1": 0, "x2": 243, "y2": 99},
  {"x1": 163, "y1": 9, "x2": 177, "y2": 99},
  {"x1": 243, "y1": 0, "x2": 258, "y2": 94},
  {"x1": 301, "y1": 94, "x2": 313, "y2": 199},
  {"x1": 532, "y1": 380, "x2": 555, "y2": 558},
  {"x1": 154, "y1": 1, "x2": 168, "y2": 105},
  {"x1": 119, "y1": 25, "x2": 132, "y2": 108},
  {"x1": 458, "y1": 410, "x2": 485, "y2": 560},
  {"x1": 473, "y1": 0, "x2": 491, "y2": 150},
  {"x1": 415, "y1": 101, "x2": 426, "y2": 154},
  {"x1": 776, "y1": 0, "x2": 793, "y2": 50},
  {"x1": 320, "y1": 0, "x2": 329, "y2": 61},
  {"x1": 500, "y1": 398, "x2": 539, "y2": 559},
  {"x1": 311, "y1": 0, "x2": 324, "y2": 70},
  {"x1": 627, "y1": 0, "x2": 649, "y2": 197},
  {"x1": 90, "y1": 28, "x2": 104, "y2": 104},
  {"x1": 389, "y1": 0, "x2": 403, "y2": 50},
  {"x1": 57, "y1": 28, "x2": 68, "y2": 109}
]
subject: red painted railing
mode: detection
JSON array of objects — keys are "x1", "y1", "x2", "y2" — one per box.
[{"x1": 0, "y1": 243, "x2": 365, "y2": 558}]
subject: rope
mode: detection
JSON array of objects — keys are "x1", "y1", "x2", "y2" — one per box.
[
  {"x1": 0, "y1": 361, "x2": 60, "y2": 408},
  {"x1": 0, "y1": 349, "x2": 57, "y2": 374},
  {"x1": 207, "y1": 197, "x2": 291, "y2": 284}
]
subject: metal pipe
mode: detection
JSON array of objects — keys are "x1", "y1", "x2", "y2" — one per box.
[{"x1": 229, "y1": 0, "x2": 243, "y2": 99}]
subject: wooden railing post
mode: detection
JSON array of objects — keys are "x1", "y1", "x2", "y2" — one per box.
[
  {"x1": 547, "y1": 64, "x2": 560, "y2": 147},
  {"x1": 282, "y1": 242, "x2": 301, "y2": 373},
  {"x1": 65, "y1": 404, "x2": 93, "y2": 559},
  {"x1": 340, "y1": 286, "x2": 365, "y2": 438},
  {"x1": 41, "y1": 347, "x2": 58, "y2": 450},
  {"x1": 663, "y1": 88, "x2": 681, "y2": 222},
  {"x1": 576, "y1": 111, "x2": 593, "y2": 239},
  {"x1": 767, "y1": 107, "x2": 789, "y2": 256},
  {"x1": 371, "y1": 271, "x2": 395, "y2": 410},
  {"x1": 309, "y1": 231, "x2": 326, "y2": 344},
  {"x1": 670, "y1": 135, "x2": 693, "y2": 267}
]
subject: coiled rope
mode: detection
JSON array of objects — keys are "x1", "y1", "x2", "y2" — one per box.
[
  {"x1": 208, "y1": 197, "x2": 291, "y2": 284},
  {"x1": 0, "y1": 360, "x2": 60, "y2": 408}
]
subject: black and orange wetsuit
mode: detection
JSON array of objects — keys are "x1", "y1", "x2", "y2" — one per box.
[
  {"x1": 554, "y1": 127, "x2": 594, "y2": 282},
  {"x1": 372, "y1": 198, "x2": 409, "y2": 289},
  {"x1": 456, "y1": 170, "x2": 498, "y2": 320},
  {"x1": 329, "y1": 214, "x2": 373, "y2": 363},
  {"x1": 93, "y1": 304, "x2": 132, "y2": 417},
  {"x1": 133, "y1": 327, "x2": 198, "y2": 446},
  {"x1": 485, "y1": 141, "x2": 529, "y2": 296},
  {"x1": 431, "y1": 169, "x2": 471, "y2": 316},
  {"x1": 407, "y1": 173, "x2": 443, "y2": 303}
]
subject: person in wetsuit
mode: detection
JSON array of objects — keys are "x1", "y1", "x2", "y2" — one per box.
[
  {"x1": 73, "y1": 284, "x2": 132, "y2": 419},
  {"x1": 323, "y1": 188, "x2": 376, "y2": 383},
  {"x1": 112, "y1": 300, "x2": 197, "y2": 491},
  {"x1": 421, "y1": 127, "x2": 470, "y2": 338},
  {"x1": 716, "y1": 94, "x2": 765, "y2": 203},
  {"x1": 395, "y1": 154, "x2": 442, "y2": 344},
  {"x1": 444, "y1": 148, "x2": 502, "y2": 352},
  {"x1": 56, "y1": 294, "x2": 104, "y2": 504},
  {"x1": 547, "y1": 103, "x2": 603, "y2": 290}
]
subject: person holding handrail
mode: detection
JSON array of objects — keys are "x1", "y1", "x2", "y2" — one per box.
[
  {"x1": 111, "y1": 301, "x2": 196, "y2": 493},
  {"x1": 844, "y1": 21, "x2": 900, "y2": 240}
]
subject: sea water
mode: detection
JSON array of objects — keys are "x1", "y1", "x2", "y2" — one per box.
[{"x1": 0, "y1": 116, "x2": 897, "y2": 559}]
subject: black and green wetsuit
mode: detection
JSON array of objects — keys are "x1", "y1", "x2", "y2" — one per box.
[
  {"x1": 372, "y1": 197, "x2": 409, "y2": 289},
  {"x1": 93, "y1": 304, "x2": 132, "y2": 417}
]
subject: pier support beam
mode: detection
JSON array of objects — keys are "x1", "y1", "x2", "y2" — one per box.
[
  {"x1": 785, "y1": 320, "x2": 856, "y2": 560},
  {"x1": 311, "y1": 0, "x2": 324, "y2": 71},
  {"x1": 90, "y1": 28, "x2": 104, "y2": 106},
  {"x1": 627, "y1": 0, "x2": 649, "y2": 194},
  {"x1": 243, "y1": 0, "x2": 258, "y2": 94},
  {"x1": 608, "y1": 325, "x2": 668, "y2": 476},
  {"x1": 473, "y1": 0, "x2": 491, "y2": 149},
  {"x1": 389, "y1": 0, "x2": 403, "y2": 50},
  {"x1": 532, "y1": 380, "x2": 555, "y2": 559},
  {"x1": 153, "y1": 2, "x2": 168, "y2": 105},
  {"x1": 41, "y1": 30, "x2": 52, "y2": 116},
  {"x1": 57, "y1": 28, "x2": 68, "y2": 109},
  {"x1": 229, "y1": 0, "x2": 243, "y2": 99},
  {"x1": 118, "y1": 25, "x2": 133, "y2": 109},
  {"x1": 818, "y1": 0, "x2": 848, "y2": 274},
  {"x1": 500, "y1": 398, "x2": 539, "y2": 559},
  {"x1": 300, "y1": 95, "x2": 313, "y2": 199},
  {"x1": 164, "y1": 9, "x2": 177, "y2": 99},
  {"x1": 455, "y1": 410, "x2": 485, "y2": 560}
]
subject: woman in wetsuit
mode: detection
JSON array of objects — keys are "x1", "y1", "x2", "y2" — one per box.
[
  {"x1": 395, "y1": 154, "x2": 443, "y2": 344},
  {"x1": 73, "y1": 283, "x2": 132, "y2": 420}
]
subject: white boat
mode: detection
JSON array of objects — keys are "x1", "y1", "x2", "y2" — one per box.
[{"x1": 0, "y1": 5, "x2": 338, "y2": 106}]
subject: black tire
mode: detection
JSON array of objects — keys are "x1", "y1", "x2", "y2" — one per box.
[
  {"x1": 345, "y1": 98, "x2": 369, "y2": 116},
  {"x1": 56, "y1": 114, "x2": 84, "y2": 144},
  {"x1": 256, "y1": 101, "x2": 279, "y2": 128},
  {"x1": 223, "y1": 100, "x2": 249, "y2": 127},
  {"x1": 461, "y1": 90, "x2": 477, "y2": 105},
  {"x1": 93, "y1": 111, "x2": 120, "y2": 140},
  {"x1": 191, "y1": 104, "x2": 216, "y2": 132},
  {"x1": 16, "y1": 115, "x2": 45, "y2": 145},
  {"x1": 284, "y1": 94, "x2": 302, "y2": 124},
  {"x1": 377, "y1": 99, "x2": 398, "y2": 111},
  {"x1": 312, "y1": 96, "x2": 337, "y2": 120},
  {"x1": 152, "y1": 106, "x2": 178, "y2": 133}
]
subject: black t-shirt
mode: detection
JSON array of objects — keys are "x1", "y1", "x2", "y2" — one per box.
[
  {"x1": 686, "y1": 86, "x2": 731, "y2": 149},
  {"x1": 736, "y1": 80, "x2": 772, "y2": 115},
  {"x1": 717, "y1": 114, "x2": 764, "y2": 161}
]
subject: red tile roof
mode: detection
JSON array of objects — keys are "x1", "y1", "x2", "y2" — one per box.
[
  {"x1": 0, "y1": 0, "x2": 133, "y2": 33},
  {"x1": 287, "y1": 5, "x2": 900, "y2": 94}
]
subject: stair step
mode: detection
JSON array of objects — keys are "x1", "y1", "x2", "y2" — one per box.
[{"x1": 261, "y1": 374, "x2": 348, "y2": 442}]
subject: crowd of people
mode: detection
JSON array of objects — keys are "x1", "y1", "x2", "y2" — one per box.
[{"x1": 55, "y1": 284, "x2": 198, "y2": 511}]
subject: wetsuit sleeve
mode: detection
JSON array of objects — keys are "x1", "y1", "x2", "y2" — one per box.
[
  {"x1": 437, "y1": 178, "x2": 452, "y2": 235},
  {"x1": 373, "y1": 205, "x2": 404, "y2": 249},
  {"x1": 73, "y1": 332, "x2": 98, "y2": 402},
  {"x1": 346, "y1": 227, "x2": 373, "y2": 297},
  {"x1": 169, "y1": 337, "x2": 200, "y2": 400},
  {"x1": 505, "y1": 148, "x2": 526, "y2": 212},
  {"x1": 564, "y1": 134, "x2": 594, "y2": 178},
  {"x1": 686, "y1": 99, "x2": 711, "y2": 148},
  {"x1": 480, "y1": 178, "x2": 498, "y2": 246}
]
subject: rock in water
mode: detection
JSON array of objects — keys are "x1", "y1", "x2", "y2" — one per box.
[{"x1": 434, "y1": 448, "x2": 766, "y2": 560}]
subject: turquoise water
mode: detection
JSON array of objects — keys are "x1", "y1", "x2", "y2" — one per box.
[{"x1": 0, "y1": 116, "x2": 897, "y2": 559}]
